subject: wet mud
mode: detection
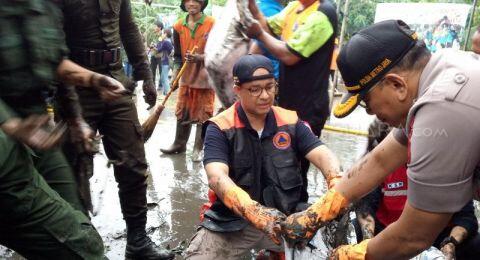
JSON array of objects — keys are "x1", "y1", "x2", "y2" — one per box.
[{"x1": 0, "y1": 90, "x2": 372, "y2": 259}]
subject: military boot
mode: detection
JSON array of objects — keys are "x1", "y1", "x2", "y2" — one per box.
[
  {"x1": 125, "y1": 226, "x2": 175, "y2": 260},
  {"x1": 160, "y1": 122, "x2": 191, "y2": 154},
  {"x1": 192, "y1": 124, "x2": 204, "y2": 162}
]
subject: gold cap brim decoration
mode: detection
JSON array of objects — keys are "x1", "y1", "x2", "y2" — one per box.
[{"x1": 333, "y1": 94, "x2": 360, "y2": 118}]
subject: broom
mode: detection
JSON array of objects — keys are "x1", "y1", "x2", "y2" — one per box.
[{"x1": 142, "y1": 46, "x2": 198, "y2": 142}]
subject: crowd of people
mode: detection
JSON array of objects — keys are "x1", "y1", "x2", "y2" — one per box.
[{"x1": 1, "y1": 0, "x2": 480, "y2": 260}]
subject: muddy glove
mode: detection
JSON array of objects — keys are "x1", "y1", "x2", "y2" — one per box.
[
  {"x1": 142, "y1": 79, "x2": 157, "y2": 109},
  {"x1": 90, "y1": 73, "x2": 126, "y2": 101},
  {"x1": 223, "y1": 186, "x2": 286, "y2": 244},
  {"x1": 67, "y1": 117, "x2": 95, "y2": 153},
  {"x1": 329, "y1": 239, "x2": 370, "y2": 260},
  {"x1": 1, "y1": 115, "x2": 66, "y2": 150},
  {"x1": 281, "y1": 188, "x2": 349, "y2": 247}
]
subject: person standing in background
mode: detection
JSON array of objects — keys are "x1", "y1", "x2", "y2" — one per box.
[
  {"x1": 156, "y1": 27, "x2": 174, "y2": 95},
  {"x1": 150, "y1": 20, "x2": 164, "y2": 91},
  {"x1": 160, "y1": 0, "x2": 215, "y2": 162}
]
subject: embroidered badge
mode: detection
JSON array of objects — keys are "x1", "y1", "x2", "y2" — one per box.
[{"x1": 273, "y1": 131, "x2": 291, "y2": 150}]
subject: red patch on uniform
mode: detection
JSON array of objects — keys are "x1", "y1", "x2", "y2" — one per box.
[{"x1": 273, "y1": 131, "x2": 291, "y2": 150}]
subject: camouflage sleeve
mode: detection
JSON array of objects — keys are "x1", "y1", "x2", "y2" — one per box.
[
  {"x1": 119, "y1": 0, "x2": 153, "y2": 81},
  {"x1": 48, "y1": 0, "x2": 69, "y2": 58},
  {"x1": 286, "y1": 11, "x2": 333, "y2": 58},
  {"x1": 0, "y1": 99, "x2": 17, "y2": 125}
]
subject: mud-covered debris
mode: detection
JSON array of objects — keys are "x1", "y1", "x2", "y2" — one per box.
[{"x1": 166, "y1": 240, "x2": 188, "y2": 255}]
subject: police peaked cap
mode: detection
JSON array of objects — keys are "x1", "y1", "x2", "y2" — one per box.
[{"x1": 180, "y1": 0, "x2": 208, "y2": 12}]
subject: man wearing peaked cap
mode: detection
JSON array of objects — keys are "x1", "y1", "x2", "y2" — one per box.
[
  {"x1": 184, "y1": 54, "x2": 342, "y2": 259},
  {"x1": 281, "y1": 20, "x2": 480, "y2": 259}
]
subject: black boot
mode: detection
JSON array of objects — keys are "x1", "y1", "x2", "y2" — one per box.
[
  {"x1": 125, "y1": 227, "x2": 175, "y2": 260},
  {"x1": 192, "y1": 124, "x2": 204, "y2": 162},
  {"x1": 160, "y1": 122, "x2": 191, "y2": 154}
]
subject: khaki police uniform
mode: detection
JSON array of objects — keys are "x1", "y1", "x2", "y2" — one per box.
[{"x1": 393, "y1": 50, "x2": 480, "y2": 213}]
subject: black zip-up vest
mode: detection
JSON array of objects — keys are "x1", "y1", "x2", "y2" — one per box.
[{"x1": 201, "y1": 103, "x2": 307, "y2": 232}]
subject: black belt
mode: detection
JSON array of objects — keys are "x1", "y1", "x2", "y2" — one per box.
[{"x1": 70, "y1": 47, "x2": 121, "y2": 67}]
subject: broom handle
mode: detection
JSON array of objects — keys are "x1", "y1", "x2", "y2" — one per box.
[{"x1": 159, "y1": 46, "x2": 198, "y2": 107}]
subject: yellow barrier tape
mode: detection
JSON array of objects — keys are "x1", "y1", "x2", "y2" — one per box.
[{"x1": 323, "y1": 125, "x2": 369, "y2": 136}]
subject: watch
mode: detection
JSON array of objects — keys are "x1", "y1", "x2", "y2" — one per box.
[{"x1": 440, "y1": 236, "x2": 460, "y2": 248}]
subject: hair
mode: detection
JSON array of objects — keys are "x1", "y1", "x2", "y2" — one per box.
[
  {"x1": 155, "y1": 20, "x2": 164, "y2": 30},
  {"x1": 366, "y1": 118, "x2": 391, "y2": 153},
  {"x1": 164, "y1": 27, "x2": 172, "y2": 38},
  {"x1": 391, "y1": 40, "x2": 431, "y2": 73}
]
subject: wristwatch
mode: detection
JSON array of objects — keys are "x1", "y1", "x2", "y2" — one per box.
[{"x1": 440, "y1": 236, "x2": 460, "y2": 248}]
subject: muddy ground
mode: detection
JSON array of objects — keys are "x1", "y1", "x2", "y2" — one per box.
[{"x1": 0, "y1": 89, "x2": 372, "y2": 259}]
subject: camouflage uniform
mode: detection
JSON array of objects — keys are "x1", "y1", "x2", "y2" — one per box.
[
  {"x1": 54, "y1": 0, "x2": 174, "y2": 258},
  {"x1": 0, "y1": 0, "x2": 103, "y2": 258}
]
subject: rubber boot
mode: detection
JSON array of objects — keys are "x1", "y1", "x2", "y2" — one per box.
[
  {"x1": 160, "y1": 122, "x2": 191, "y2": 154},
  {"x1": 192, "y1": 124, "x2": 204, "y2": 162},
  {"x1": 125, "y1": 224, "x2": 175, "y2": 260}
]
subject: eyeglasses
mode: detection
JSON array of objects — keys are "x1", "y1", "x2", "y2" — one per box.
[
  {"x1": 244, "y1": 84, "x2": 277, "y2": 97},
  {"x1": 359, "y1": 77, "x2": 386, "y2": 109}
]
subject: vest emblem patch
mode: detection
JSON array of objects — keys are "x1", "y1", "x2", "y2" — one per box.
[
  {"x1": 273, "y1": 131, "x2": 291, "y2": 150},
  {"x1": 387, "y1": 182, "x2": 404, "y2": 189}
]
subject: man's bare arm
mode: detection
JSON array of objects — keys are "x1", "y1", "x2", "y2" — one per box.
[
  {"x1": 56, "y1": 59, "x2": 125, "y2": 101},
  {"x1": 205, "y1": 162, "x2": 237, "y2": 201},
  {"x1": 305, "y1": 144, "x2": 341, "y2": 185},
  {"x1": 255, "y1": 31, "x2": 301, "y2": 66},
  {"x1": 56, "y1": 59, "x2": 97, "y2": 87},
  {"x1": 335, "y1": 132, "x2": 408, "y2": 202},
  {"x1": 367, "y1": 202, "x2": 452, "y2": 259}
]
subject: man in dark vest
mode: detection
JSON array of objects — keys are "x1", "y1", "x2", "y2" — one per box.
[
  {"x1": 53, "y1": 0, "x2": 173, "y2": 259},
  {"x1": 246, "y1": 0, "x2": 338, "y2": 204},
  {"x1": 184, "y1": 54, "x2": 342, "y2": 259}
]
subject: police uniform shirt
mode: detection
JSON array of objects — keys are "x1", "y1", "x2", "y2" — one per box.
[{"x1": 393, "y1": 50, "x2": 480, "y2": 213}]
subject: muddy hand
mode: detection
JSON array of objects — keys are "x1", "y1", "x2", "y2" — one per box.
[
  {"x1": 281, "y1": 210, "x2": 319, "y2": 248},
  {"x1": 281, "y1": 189, "x2": 349, "y2": 247},
  {"x1": 246, "y1": 21, "x2": 263, "y2": 39},
  {"x1": 250, "y1": 206, "x2": 286, "y2": 245},
  {"x1": 142, "y1": 79, "x2": 157, "y2": 109},
  {"x1": 90, "y1": 73, "x2": 126, "y2": 101},
  {"x1": 440, "y1": 243, "x2": 455, "y2": 260},
  {"x1": 223, "y1": 186, "x2": 286, "y2": 245},
  {"x1": 356, "y1": 212, "x2": 374, "y2": 239},
  {"x1": 329, "y1": 239, "x2": 370, "y2": 260},
  {"x1": 185, "y1": 51, "x2": 203, "y2": 63},
  {"x1": 67, "y1": 118, "x2": 95, "y2": 153},
  {"x1": 1, "y1": 115, "x2": 66, "y2": 150}
]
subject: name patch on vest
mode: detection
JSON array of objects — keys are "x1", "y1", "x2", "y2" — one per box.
[
  {"x1": 273, "y1": 131, "x2": 291, "y2": 150},
  {"x1": 387, "y1": 182, "x2": 404, "y2": 189}
]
